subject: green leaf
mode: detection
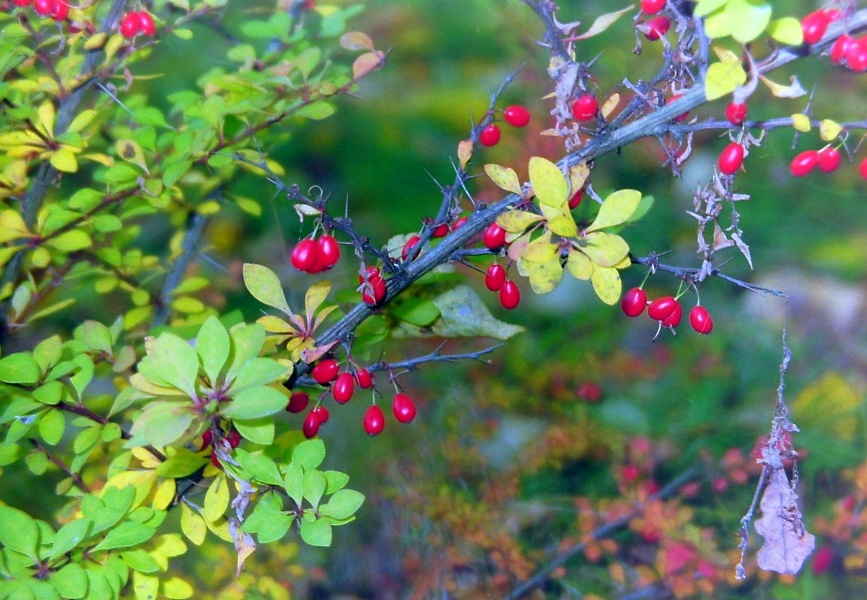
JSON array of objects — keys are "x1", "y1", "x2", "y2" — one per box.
[
  {"x1": 242, "y1": 263, "x2": 291, "y2": 314},
  {"x1": 119, "y1": 549, "x2": 161, "y2": 573},
  {"x1": 155, "y1": 448, "x2": 206, "y2": 478},
  {"x1": 303, "y1": 469, "x2": 327, "y2": 509},
  {"x1": 226, "y1": 358, "x2": 289, "y2": 396},
  {"x1": 225, "y1": 324, "x2": 266, "y2": 381},
  {"x1": 233, "y1": 449, "x2": 283, "y2": 486},
  {"x1": 0, "y1": 352, "x2": 41, "y2": 385},
  {"x1": 46, "y1": 230, "x2": 91, "y2": 252},
  {"x1": 221, "y1": 385, "x2": 287, "y2": 420},
  {"x1": 585, "y1": 189, "x2": 642, "y2": 233},
  {"x1": 255, "y1": 512, "x2": 293, "y2": 544},
  {"x1": 0, "y1": 506, "x2": 39, "y2": 559},
  {"x1": 132, "y1": 106, "x2": 170, "y2": 129},
  {"x1": 75, "y1": 321, "x2": 113, "y2": 354},
  {"x1": 50, "y1": 519, "x2": 92, "y2": 560},
  {"x1": 484, "y1": 164, "x2": 523, "y2": 195},
  {"x1": 33, "y1": 335, "x2": 62, "y2": 374},
  {"x1": 323, "y1": 470, "x2": 350, "y2": 494},
  {"x1": 292, "y1": 439, "x2": 326, "y2": 470},
  {"x1": 528, "y1": 156, "x2": 567, "y2": 207},
  {"x1": 296, "y1": 103, "x2": 335, "y2": 120},
  {"x1": 137, "y1": 332, "x2": 200, "y2": 398},
  {"x1": 50, "y1": 563, "x2": 88, "y2": 599},
  {"x1": 92, "y1": 522, "x2": 155, "y2": 553},
  {"x1": 282, "y1": 462, "x2": 304, "y2": 506},
  {"x1": 233, "y1": 418, "x2": 275, "y2": 445},
  {"x1": 693, "y1": 0, "x2": 728, "y2": 18},
  {"x1": 726, "y1": 0, "x2": 772, "y2": 43},
  {"x1": 196, "y1": 316, "x2": 230, "y2": 385},
  {"x1": 319, "y1": 489, "x2": 364, "y2": 520},
  {"x1": 127, "y1": 401, "x2": 194, "y2": 449},
  {"x1": 38, "y1": 408, "x2": 65, "y2": 445},
  {"x1": 392, "y1": 298, "x2": 441, "y2": 327},
  {"x1": 33, "y1": 381, "x2": 64, "y2": 405},
  {"x1": 705, "y1": 60, "x2": 748, "y2": 101},
  {"x1": 299, "y1": 518, "x2": 332, "y2": 547}
]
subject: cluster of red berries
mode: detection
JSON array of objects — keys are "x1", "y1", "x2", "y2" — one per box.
[
  {"x1": 120, "y1": 10, "x2": 156, "y2": 38},
  {"x1": 789, "y1": 147, "x2": 849, "y2": 177},
  {"x1": 358, "y1": 266, "x2": 386, "y2": 306},
  {"x1": 800, "y1": 8, "x2": 841, "y2": 46},
  {"x1": 621, "y1": 288, "x2": 714, "y2": 335},
  {"x1": 480, "y1": 222, "x2": 521, "y2": 309},
  {"x1": 200, "y1": 428, "x2": 241, "y2": 468},
  {"x1": 800, "y1": 7, "x2": 867, "y2": 72},
  {"x1": 290, "y1": 234, "x2": 340, "y2": 273},
  {"x1": 479, "y1": 104, "x2": 531, "y2": 148},
  {"x1": 638, "y1": 0, "x2": 670, "y2": 41},
  {"x1": 11, "y1": 0, "x2": 68, "y2": 20}
]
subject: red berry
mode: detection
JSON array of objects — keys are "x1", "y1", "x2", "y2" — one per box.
[
  {"x1": 641, "y1": 0, "x2": 666, "y2": 14},
  {"x1": 482, "y1": 222, "x2": 507, "y2": 249},
  {"x1": 568, "y1": 188, "x2": 584, "y2": 209},
  {"x1": 290, "y1": 238, "x2": 318, "y2": 272},
  {"x1": 312, "y1": 405, "x2": 330, "y2": 423},
  {"x1": 644, "y1": 16, "x2": 670, "y2": 40},
  {"x1": 621, "y1": 464, "x2": 641, "y2": 483},
  {"x1": 661, "y1": 301, "x2": 682, "y2": 328},
  {"x1": 499, "y1": 280, "x2": 521, "y2": 309},
  {"x1": 286, "y1": 391, "x2": 310, "y2": 413},
  {"x1": 316, "y1": 234, "x2": 340, "y2": 270},
  {"x1": 484, "y1": 263, "x2": 506, "y2": 292},
  {"x1": 332, "y1": 372, "x2": 355, "y2": 404},
  {"x1": 479, "y1": 124, "x2": 501, "y2": 147},
  {"x1": 302, "y1": 410, "x2": 321, "y2": 438},
  {"x1": 689, "y1": 305, "x2": 714, "y2": 334},
  {"x1": 830, "y1": 34, "x2": 853, "y2": 65},
  {"x1": 210, "y1": 451, "x2": 223, "y2": 468},
  {"x1": 13, "y1": 0, "x2": 33, "y2": 6},
  {"x1": 199, "y1": 429, "x2": 213, "y2": 451},
  {"x1": 725, "y1": 102, "x2": 748, "y2": 126},
  {"x1": 138, "y1": 10, "x2": 156, "y2": 36},
  {"x1": 718, "y1": 142, "x2": 745, "y2": 175},
  {"x1": 801, "y1": 10, "x2": 830, "y2": 45},
  {"x1": 359, "y1": 266, "x2": 386, "y2": 305},
  {"x1": 33, "y1": 0, "x2": 53, "y2": 16},
  {"x1": 860, "y1": 157, "x2": 867, "y2": 180},
  {"x1": 401, "y1": 235, "x2": 420, "y2": 261},
  {"x1": 452, "y1": 216, "x2": 469, "y2": 230},
  {"x1": 502, "y1": 105, "x2": 531, "y2": 127},
  {"x1": 845, "y1": 39, "x2": 867, "y2": 72},
  {"x1": 311, "y1": 358, "x2": 339, "y2": 385},
  {"x1": 431, "y1": 223, "x2": 449, "y2": 237},
  {"x1": 571, "y1": 94, "x2": 598, "y2": 122},
  {"x1": 52, "y1": 0, "x2": 68, "y2": 20},
  {"x1": 817, "y1": 147, "x2": 841, "y2": 173},
  {"x1": 226, "y1": 429, "x2": 242, "y2": 449},
  {"x1": 647, "y1": 296, "x2": 678, "y2": 321},
  {"x1": 120, "y1": 13, "x2": 140, "y2": 37},
  {"x1": 621, "y1": 287, "x2": 648, "y2": 318},
  {"x1": 354, "y1": 367, "x2": 374, "y2": 389},
  {"x1": 576, "y1": 382, "x2": 603, "y2": 403},
  {"x1": 812, "y1": 545, "x2": 834, "y2": 575},
  {"x1": 790, "y1": 150, "x2": 818, "y2": 177},
  {"x1": 666, "y1": 95, "x2": 689, "y2": 122},
  {"x1": 363, "y1": 404, "x2": 385, "y2": 435},
  {"x1": 392, "y1": 393, "x2": 417, "y2": 423}
]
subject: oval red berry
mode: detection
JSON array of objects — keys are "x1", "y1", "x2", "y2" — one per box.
[
  {"x1": 725, "y1": 102, "x2": 748, "y2": 126},
  {"x1": 286, "y1": 391, "x2": 310, "y2": 413},
  {"x1": 392, "y1": 393, "x2": 417, "y2": 423},
  {"x1": 317, "y1": 235, "x2": 340, "y2": 270},
  {"x1": 503, "y1": 105, "x2": 530, "y2": 127},
  {"x1": 790, "y1": 150, "x2": 818, "y2": 177},
  {"x1": 363, "y1": 404, "x2": 385, "y2": 435},
  {"x1": 482, "y1": 222, "x2": 507, "y2": 249},
  {"x1": 332, "y1": 372, "x2": 355, "y2": 404},
  {"x1": 311, "y1": 358, "x2": 339, "y2": 385},
  {"x1": 354, "y1": 367, "x2": 374, "y2": 389},
  {"x1": 499, "y1": 280, "x2": 521, "y2": 309},
  {"x1": 661, "y1": 301, "x2": 682, "y2": 328},
  {"x1": 485, "y1": 263, "x2": 506, "y2": 292},
  {"x1": 644, "y1": 16, "x2": 670, "y2": 41},
  {"x1": 290, "y1": 238, "x2": 318, "y2": 272},
  {"x1": 621, "y1": 287, "x2": 648, "y2": 318},
  {"x1": 816, "y1": 147, "x2": 841, "y2": 173},
  {"x1": 302, "y1": 410, "x2": 321, "y2": 438},
  {"x1": 718, "y1": 142, "x2": 745, "y2": 175},
  {"x1": 647, "y1": 296, "x2": 678, "y2": 321},
  {"x1": 641, "y1": 0, "x2": 666, "y2": 15},
  {"x1": 479, "y1": 124, "x2": 501, "y2": 147},
  {"x1": 801, "y1": 10, "x2": 830, "y2": 45},
  {"x1": 689, "y1": 305, "x2": 714, "y2": 334},
  {"x1": 571, "y1": 94, "x2": 598, "y2": 122}
]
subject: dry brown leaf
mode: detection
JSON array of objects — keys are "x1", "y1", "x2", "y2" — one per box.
[{"x1": 755, "y1": 468, "x2": 816, "y2": 575}]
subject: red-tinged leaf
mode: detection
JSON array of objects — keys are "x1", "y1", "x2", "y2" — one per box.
[
  {"x1": 457, "y1": 139, "x2": 473, "y2": 169},
  {"x1": 340, "y1": 31, "x2": 375, "y2": 51},
  {"x1": 352, "y1": 51, "x2": 385, "y2": 80}
]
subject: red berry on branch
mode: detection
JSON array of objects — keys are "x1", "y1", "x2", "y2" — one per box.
[
  {"x1": 311, "y1": 358, "x2": 339, "y2": 385},
  {"x1": 286, "y1": 391, "x2": 310, "y2": 413},
  {"x1": 647, "y1": 296, "x2": 678, "y2": 321},
  {"x1": 571, "y1": 94, "x2": 598, "y2": 122},
  {"x1": 34, "y1": 0, "x2": 53, "y2": 16},
  {"x1": 51, "y1": 0, "x2": 68, "y2": 20},
  {"x1": 816, "y1": 147, "x2": 841, "y2": 173},
  {"x1": 689, "y1": 305, "x2": 714, "y2": 334},
  {"x1": 502, "y1": 105, "x2": 530, "y2": 127},
  {"x1": 120, "y1": 12, "x2": 140, "y2": 37},
  {"x1": 725, "y1": 102, "x2": 748, "y2": 125},
  {"x1": 226, "y1": 429, "x2": 242, "y2": 449},
  {"x1": 210, "y1": 451, "x2": 222, "y2": 468},
  {"x1": 312, "y1": 405, "x2": 330, "y2": 423},
  {"x1": 859, "y1": 157, "x2": 867, "y2": 180},
  {"x1": 431, "y1": 223, "x2": 449, "y2": 237},
  {"x1": 138, "y1": 10, "x2": 156, "y2": 36},
  {"x1": 790, "y1": 150, "x2": 818, "y2": 177},
  {"x1": 199, "y1": 429, "x2": 213, "y2": 451},
  {"x1": 846, "y1": 38, "x2": 867, "y2": 72},
  {"x1": 354, "y1": 367, "x2": 374, "y2": 389},
  {"x1": 830, "y1": 34, "x2": 853, "y2": 65},
  {"x1": 452, "y1": 216, "x2": 469, "y2": 230},
  {"x1": 332, "y1": 372, "x2": 355, "y2": 404},
  {"x1": 290, "y1": 238, "x2": 318, "y2": 272},
  {"x1": 661, "y1": 301, "x2": 682, "y2": 328},
  {"x1": 482, "y1": 222, "x2": 507, "y2": 249},
  {"x1": 640, "y1": 0, "x2": 666, "y2": 15},
  {"x1": 359, "y1": 266, "x2": 387, "y2": 305},
  {"x1": 316, "y1": 234, "x2": 340, "y2": 270},
  {"x1": 644, "y1": 16, "x2": 670, "y2": 41},
  {"x1": 479, "y1": 123, "x2": 501, "y2": 147},
  {"x1": 484, "y1": 263, "x2": 506, "y2": 292},
  {"x1": 401, "y1": 235, "x2": 420, "y2": 261},
  {"x1": 13, "y1": 0, "x2": 33, "y2": 6},
  {"x1": 363, "y1": 404, "x2": 385, "y2": 435},
  {"x1": 568, "y1": 188, "x2": 584, "y2": 209},
  {"x1": 392, "y1": 393, "x2": 417, "y2": 423},
  {"x1": 499, "y1": 280, "x2": 521, "y2": 309},
  {"x1": 621, "y1": 287, "x2": 648, "y2": 318},
  {"x1": 302, "y1": 410, "x2": 321, "y2": 438},
  {"x1": 801, "y1": 10, "x2": 830, "y2": 45},
  {"x1": 718, "y1": 142, "x2": 745, "y2": 175}
]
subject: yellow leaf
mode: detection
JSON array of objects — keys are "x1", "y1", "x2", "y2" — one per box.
[
  {"x1": 68, "y1": 110, "x2": 98, "y2": 134},
  {"x1": 49, "y1": 147, "x2": 79, "y2": 173},
  {"x1": 485, "y1": 164, "x2": 523, "y2": 195},
  {"x1": 181, "y1": 503, "x2": 206, "y2": 546},
  {"x1": 152, "y1": 479, "x2": 176, "y2": 510},
  {"x1": 257, "y1": 315, "x2": 298, "y2": 334},
  {"x1": 574, "y1": 6, "x2": 632, "y2": 40},
  {"x1": 705, "y1": 59, "x2": 747, "y2": 102},
  {"x1": 528, "y1": 156, "x2": 568, "y2": 207},
  {"x1": 36, "y1": 100, "x2": 55, "y2": 138},
  {"x1": 792, "y1": 372, "x2": 862, "y2": 440},
  {"x1": 712, "y1": 46, "x2": 740, "y2": 63},
  {"x1": 767, "y1": 17, "x2": 804, "y2": 46},
  {"x1": 614, "y1": 254, "x2": 632, "y2": 269},
  {"x1": 116, "y1": 139, "x2": 148, "y2": 173},
  {"x1": 133, "y1": 572, "x2": 159, "y2": 600},
  {"x1": 600, "y1": 94, "x2": 620, "y2": 119},
  {"x1": 457, "y1": 139, "x2": 472, "y2": 169},
  {"x1": 581, "y1": 232, "x2": 629, "y2": 267},
  {"x1": 163, "y1": 577, "x2": 194, "y2": 600},
  {"x1": 0, "y1": 210, "x2": 32, "y2": 243},
  {"x1": 760, "y1": 75, "x2": 806, "y2": 99},
  {"x1": 566, "y1": 249, "x2": 593, "y2": 280},
  {"x1": 519, "y1": 234, "x2": 563, "y2": 294},
  {"x1": 83, "y1": 32, "x2": 108, "y2": 51},
  {"x1": 497, "y1": 210, "x2": 544, "y2": 234},
  {"x1": 548, "y1": 213, "x2": 578, "y2": 237},
  {"x1": 522, "y1": 232, "x2": 557, "y2": 262},
  {"x1": 585, "y1": 189, "x2": 641, "y2": 233},
  {"x1": 568, "y1": 162, "x2": 590, "y2": 193},
  {"x1": 151, "y1": 533, "x2": 187, "y2": 558},
  {"x1": 507, "y1": 231, "x2": 531, "y2": 263},
  {"x1": 204, "y1": 473, "x2": 229, "y2": 523},
  {"x1": 590, "y1": 265, "x2": 622, "y2": 305},
  {"x1": 304, "y1": 280, "x2": 331, "y2": 321},
  {"x1": 791, "y1": 113, "x2": 811, "y2": 133},
  {"x1": 819, "y1": 119, "x2": 843, "y2": 141},
  {"x1": 204, "y1": 515, "x2": 233, "y2": 542}
]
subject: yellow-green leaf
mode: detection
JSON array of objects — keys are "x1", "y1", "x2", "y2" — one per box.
[
  {"x1": 581, "y1": 232, "x2": 630, "y2": 267},
  {"x1": 767, "y1": 17, "x2": 804, "y2": 46},
  {"x1": 67, "y1": 110, "x2": 98, "y2": 134},
  {"x1": 705, "y1": 59, "x2": 747, "y2": 101},
  {"x1": 726, "y1": 0, "x2": 771, "y2": 44},
  {"x1": 568, "y1": 162, "x2": 590, "y2": 194},
  {"x1": 50, "y1": 147, "x2": 79, "y2": 173},
  {"x1": 36, "y1": 100, "x2": 55, "y2": 138},
  {"x1": 457, "y1": 139, "x2": 472, "y2": 170},
  {"x1": 133, "y1": 572, "x2": 159, "y2": 600},
  {"x1": 574, "y1": 6, "x2": 632, "y2": 40},
  {"x1": 46, "y1": 230, "x2": 91, "y2": 252},
  {"x1": 0, "y1": 210, "x2": 31, "y2": 243},
  {"x1": 590, "y1": 265, "x2": 622, "y2": 305},
  {"x1": 243, "y1": 263, "x2": 292, "y2": 314},
  {"x1": 497, "y1": 210, "x2": 544, "y2": 234},
  {"x1": 116, "y1": 139, "x2": 148, "y2": 173},
  {"x1": 520, "y1": 234, "x2": 563, "y2": 294},
  {"x1": 693, "y1": 0, "x2": 728, "y2": 19},
  {"x1": 566, "y1": 249, "x2": 593, "y2": 280},
  {"x1": 548, "y1": 213, "x2": 578, "y2": 237},
  {"x1": 819, "y1": 119, "x2": 843, "y2": 141},
  {"x1": 792, "y1": 372, "x2": 861, "y2": 441},
  {"x1": 180, "y1": 503, "x2": 206, "y2": 546},
  {"x1": 484, "y1": 164, "x2": 523, "y2": 195},
  {"x1": 162, "y1": 577, "x2": 194, "y2": 599},
  {"x1": 585, "y1": 189, "x2": 641, "y2": 233},
  {"x1": 791, "y1": 113, "x2": 811, "y2": 133},
  {"x1": 528, "y1": 156, "x2": 568, "y2": 207},
  {"x1": 305, "y1": 280, "x2": 331, "y2": 322},
  {"x1": 203, "y1": 474, "x2": 229, "y2": 523}
]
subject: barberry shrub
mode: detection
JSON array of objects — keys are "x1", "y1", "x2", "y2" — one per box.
[{"x1": 0, "y1": 0, "x2": 865, "y2": 598}]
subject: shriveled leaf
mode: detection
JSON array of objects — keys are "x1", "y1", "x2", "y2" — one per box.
[
  {"x1": 705, "y1": 59, "x2": 747, "y2": 101},
  {"x1": 590, "y1": 265, "x2": 621, "y2": 305},
  {"x1": 528, "y1": 156, "x2": 568, "y2": 207},
  {"x1": 497, "y1": 210, "x2": 544, "y2": 234},
  {"x1": 755, "y1": 468, "x2": 815, "y2": 575},
  {"x1": 568, "y1": 162, "x2": 590, "y2": 193},
  {"x1": 585, "y1": 189, "x2": 641, "y2": 233},
  {"x1": 581, "y1": 232, "x2": 629, "y2": 267},
  {"x1": 574, "y1": 6, "x2": 631, "y2": 40},
  {"x1": 242, "y1": 263, "x2": 291, "y2": 314},
  {"x1": 485, "y1": 164, "x2": 523, "y2": 196},
  {"x1": 760, "y1": 75, "x2": 807, "y2": 99}
]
